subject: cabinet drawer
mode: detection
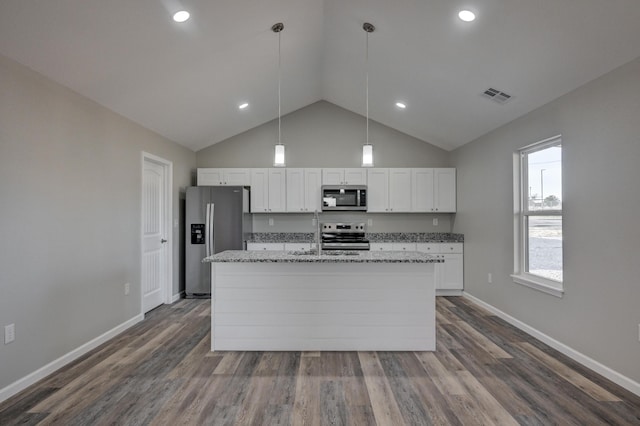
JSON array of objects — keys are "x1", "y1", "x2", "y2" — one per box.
[
  {"x1": 415, "y1": 243, "x2": 440, "y2": 254},
  {"x1": 392, "y1": 243, "x2": 417, "y2": 251},
  {"x1": 440, "y1": 243, "x2": 463, "y2": 254},
  {"x1": 284, "y1": 243, "x2": 312, "y2": 251},
  {"x1": 246, "y1": 243, "x2": 285, "y2": 251},
  {"x1": 369, "y1": 243, "x2": 395, "y2": 251}
]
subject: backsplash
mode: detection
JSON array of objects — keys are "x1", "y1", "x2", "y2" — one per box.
[{"x1": 252, "y1": 212, "x2": 453, "y2": 233}]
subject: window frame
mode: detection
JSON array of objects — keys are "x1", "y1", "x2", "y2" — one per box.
[{"x1": 512, "y1": 135, "x2": 564, "y2": 297}]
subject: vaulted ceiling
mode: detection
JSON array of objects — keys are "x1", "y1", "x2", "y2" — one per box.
[{"x1": 2, "y1": 1, "x2": 640, "y2": 151}]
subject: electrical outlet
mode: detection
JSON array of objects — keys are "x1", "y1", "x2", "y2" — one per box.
[
  {"x1": 312, "y1": 218, "x2": 317, "y2": 226},
  {"x1": 268, "y1": 218, "x2": 274, "y2": 226},
  {"x1": 124, "y1": 282, "x2": 130, "y2": 296},
  {"x1": 488, "y1": 273, "x2": 493, "y2": 283},
  {"x1": 433, "y1": 218, "x2": 438, "y2": 226},
  {"x1": 5, "y1": 323, "x2": 15, "y2": 344},
  {"x1": 367, "y1": 219, "x2": 373, "y2": 227}
]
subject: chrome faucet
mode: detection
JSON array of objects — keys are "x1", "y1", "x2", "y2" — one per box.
[{"x1": 314, "y1": 209, "x2": 322, "y2": 256}]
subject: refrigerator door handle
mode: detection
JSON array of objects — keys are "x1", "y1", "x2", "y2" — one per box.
[
  {"x1": 205, "y1": 203, "x2": 211, "y2": 257},
  {"x1": 209, "y1": 203, "x2": 215, "y2": 255}
]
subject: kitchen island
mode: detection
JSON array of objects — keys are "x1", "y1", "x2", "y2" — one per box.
[{"x1": 204, "y1": 250, "x2": 440, "y2": 352}]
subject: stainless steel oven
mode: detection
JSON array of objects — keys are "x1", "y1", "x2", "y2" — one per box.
[
  {"x1": 321, "y1": 222, "x2": 370, "y2": 250},
  {"x1": 321, "y1": 186, "x2": 367, "y2": 211}
]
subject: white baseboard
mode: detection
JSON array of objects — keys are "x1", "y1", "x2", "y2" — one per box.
[
  {"x1": 463, "y1": 292, "x2": 640, "y2": 397},
  {"x1": 0, "y1": 313, "x2": 144, "y2": 404},
  {"x1": 170, "y1": 292, "x2": 183, "y2": 303}
]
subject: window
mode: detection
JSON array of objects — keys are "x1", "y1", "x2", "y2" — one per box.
[{"x1": 513, "y1": 136, "x2": 563, "y2": 297}]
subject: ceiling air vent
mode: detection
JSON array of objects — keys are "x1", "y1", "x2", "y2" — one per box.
[{"x1": 481, "y1": 87, "x2": 513, "y2": 104}]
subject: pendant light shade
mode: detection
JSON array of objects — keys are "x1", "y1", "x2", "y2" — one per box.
[
  {"x1": 362, "y1": 22, "x2": 375, "y2": 167},
  {"x1": 274, "y1": 144, "x2": 285, "y2": 166},
  {"x1": 362, "y1": 144, "x2": 373, "y2": 167},
  {"x1": 272, "y1": 22, "x2": 286, "y2": 167}
]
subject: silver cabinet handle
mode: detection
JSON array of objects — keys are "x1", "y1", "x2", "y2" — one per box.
[{"x1": 161, "y1": 239, "x2": 167, "y2": 243}]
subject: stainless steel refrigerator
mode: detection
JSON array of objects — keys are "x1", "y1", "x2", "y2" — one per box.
[{"x1": 185, "y1": 186, "x2": 251, "y2": 298}]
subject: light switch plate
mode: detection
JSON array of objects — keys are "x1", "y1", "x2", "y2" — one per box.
[{"x1": 5, "y1": 323, "x2": 15, "y2": 344}]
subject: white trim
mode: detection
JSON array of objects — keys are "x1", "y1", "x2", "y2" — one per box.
[
  {"x1": 0, "y1": 314, "x2": 144, "y2": 403},
  {"x1": 436, "y1": 289, "x2": 464, "y2": 297},
  {"x1": 463, "y1": 292, "x2": 640, "y2": 397},
  {"x1": 171, "y1": 292, "x2": 183, "y2": 303},
  {"x1": 511, "y1": 274, "x2": 564, "y2": 298},
  {"x1": 141, "y1": 152, "x2": 174, "y2": 313}
]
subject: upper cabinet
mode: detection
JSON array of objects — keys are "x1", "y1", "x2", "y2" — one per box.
[
  {"x1": 286, "y1": 168, "x2": 322, "y2": 212},
  {"x1": 367, "y1": 168, "x2": 412, "y2": 212},
  {"x1": 412, "y1": 168, "x2": 456, "y2": 213},
  {"x1": 322, "y1": 168, "x2": 367, "y2": 185},
  {"x1": 197, "y1": 168, "x2": 250, "y2": 186},
  {"x1": 250, "y1": 169, "x2": 286, "y2": 213},
  {"x1": 433, "y1": 168, "x2": 456, "y2": 212}
]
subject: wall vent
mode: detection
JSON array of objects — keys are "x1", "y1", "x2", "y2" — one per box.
[{"x1": 481, "y1": 87, "x2": 513, "y2": 104}]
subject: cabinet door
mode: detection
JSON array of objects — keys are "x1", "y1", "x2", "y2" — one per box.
[
  {"x1": 434, "y1": 168, "x2": 456, "y2": 212},
  {"x1": 304, "y1": 168, "x2": 322, "y2": 212},
  {"x1": 389, "y1": 169, "x2": 412, "y2": 212},
  {"x1": 439, "y1": 253, "x2": 463, "y2": 290},
  {"x1": 197, "y1": 168, "x2": 223, "y2": 185},
  {"x1": 412, "y1": 168, "x2": 434, "y2": 212},
  {"x1": 344, "y1": 168, "x2": 367, "y2": 185},
  {"x1": 322, "y1": 168, "x2": 344, "y2": 185},
  {"x1": 366, "y1": 169, "x2": 389, "y2": 212},
  {"x1": 286, "y1": 168, "x2": 305, "y2": 212},
  {"x1": 250, "y1": 169, "x2": 269, "y2": 212},
  {"x1": 268, "y1": 169, "x2": 287, "y2": 212},
  {"x1": 224, "y1": 169, "x2": 251, "y2": 186}
]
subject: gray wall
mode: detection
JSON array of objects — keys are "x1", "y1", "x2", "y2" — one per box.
[
  {"x1": 197, "y1": 100, "x2": 450, "y2": 168},
  {"x1": 451, "y1": 56, "x2": 640, "y2": 383},
  {"x1": 198, "y1": 100, "x2": 453, "y2": 233},
  {"x1": 0, "y1": 54, "x2": 196, "y2": 391}
]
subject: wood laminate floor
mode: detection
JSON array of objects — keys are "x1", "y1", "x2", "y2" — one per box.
[{"x1": 1, "y1": 297, "x2": 639, "y2": 425}]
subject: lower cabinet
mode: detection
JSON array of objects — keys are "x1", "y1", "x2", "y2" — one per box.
[{"x1": 370, "y1": 242, "x2": 464, "y2": 293}]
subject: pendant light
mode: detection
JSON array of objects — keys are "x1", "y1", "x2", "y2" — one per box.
[
  {"x1": 272, "y1": 22, "x2": 286, "y2": 167},
  {"x1": 362, "y1": 22, "x2": 375, "y2": 167}
]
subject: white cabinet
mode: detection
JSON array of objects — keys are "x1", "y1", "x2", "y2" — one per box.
[
  {"x1": 246, "y1": 243, "x2": 285, "y2": 251},
  {"x1": 411, "y1": 168, "x2": 456, "y2": 212},
  {"x1": 416, "y1": 243, "x2": 463, "y2": 292},
  {"x1": 370, "y1": 243, "x2": 395, "y2": 251},
  {"x1": 250, "y1": 169, "x2": 286, "y2": 213},
  {"x1": 367, "y1": 168, "x2": 412, "y2": 212},
  {"x1": 370, "y1": 242, "x2": 417, "y2": 251},
  {"x1": 434, "y1": 168, "x2": 456, "y2": 212},
  {"x1": 284, "y1": 243, "x2": 312, "y2": 251},
  {"x1": 322, "y1": 168, "x2": 367, "y2": 185},
  {"x1": 286, "y1": 168, "x2": 321, "y2": 212},
  {"x1": 197, "y1": 168, "x2": 250, "y2": 186}
]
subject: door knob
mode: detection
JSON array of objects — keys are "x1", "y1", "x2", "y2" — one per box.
[{"x1": 161, "y1": 239, "x2": 168, "y2": 243}]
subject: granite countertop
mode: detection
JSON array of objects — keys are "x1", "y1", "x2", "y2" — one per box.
[
  {"x1": 204, "y1": 250, "x2": 443, "y2": 263},
  {"x1": 247, "y1": 232, "x2": 464, "y2": 243}
]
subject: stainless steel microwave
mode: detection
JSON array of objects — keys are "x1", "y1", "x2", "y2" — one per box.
[{"x1": 321, "y1": 186, "x2": 367, "y2": 211}]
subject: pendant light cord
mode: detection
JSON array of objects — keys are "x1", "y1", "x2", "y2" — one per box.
[
  {"x1": 278, "y1": 28, "x2": 282, "y2": 145},
  {"x1": 366, "y1": 29, "x2": 369, "y2": 145}
]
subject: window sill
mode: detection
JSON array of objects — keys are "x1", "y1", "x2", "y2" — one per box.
[{"x1": 511, "y1": 274, "x2": 564, "y2": 298}]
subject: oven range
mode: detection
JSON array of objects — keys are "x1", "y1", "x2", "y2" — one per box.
[{"x1": 321, "y1": 222, "x2": 370, "y2": 250}]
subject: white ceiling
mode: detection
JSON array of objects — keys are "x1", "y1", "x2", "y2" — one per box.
[{"x1": 2, "y1": 1, "x2": 640, "y2": 152}]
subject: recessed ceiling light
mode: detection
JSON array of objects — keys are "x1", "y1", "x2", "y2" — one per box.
[
  {"x1": 458, "y1": 10, "x2": 476, "y2": 22},
  {"x1": 396, "y1": 102, "x2": 407, "y2": 109},
  {"x1": 172, "y1": 10, "x2": 190, "y2": 23},
  {"x1": 238, "y1": 103, "x2": 249, "y2": 110}
]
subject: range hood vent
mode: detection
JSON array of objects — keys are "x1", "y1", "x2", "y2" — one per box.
[{"x1": 481, "y1": 87, "x2": 513, "y2": 104}]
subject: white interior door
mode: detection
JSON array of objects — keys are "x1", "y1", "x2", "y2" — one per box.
[{"x1": 142, "y1": 156, "x2": 170, "y2": 312}]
